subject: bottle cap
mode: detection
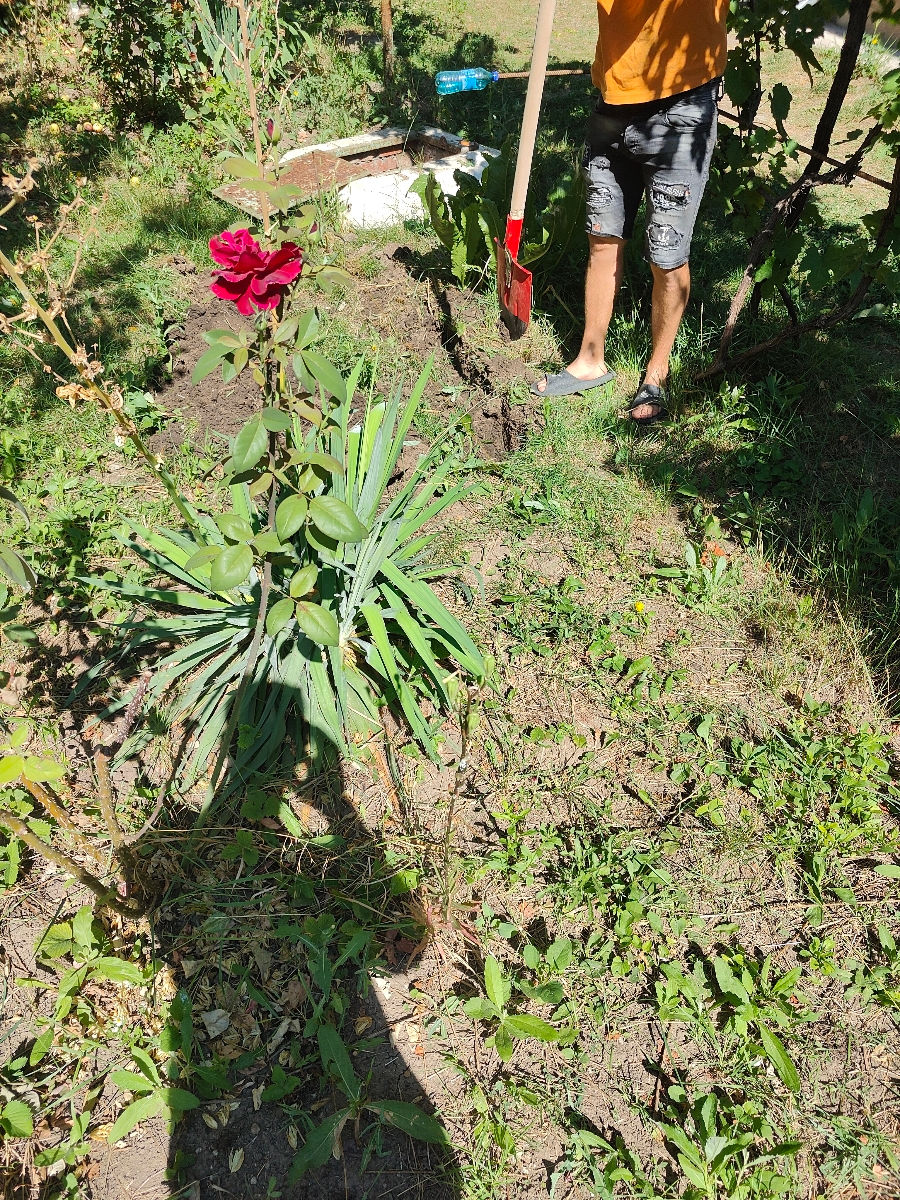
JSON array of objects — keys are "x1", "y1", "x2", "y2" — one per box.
[{"x1": 491, "y1": 70, "x2": 500, "y2": 81}]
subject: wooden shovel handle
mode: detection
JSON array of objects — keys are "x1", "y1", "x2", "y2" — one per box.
[{"x1": 509, "y1": 0, "x2": 557, "y2": 223}]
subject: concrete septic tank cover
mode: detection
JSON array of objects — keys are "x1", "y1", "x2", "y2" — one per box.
[{"x1": 214, "y1": 127, "x2": 499, "y2": 228}]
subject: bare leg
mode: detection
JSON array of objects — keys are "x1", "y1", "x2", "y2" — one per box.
[
  {"x1": 630, "y1": 261, "x2": 691, "y2": 417},
  {"x1": 535, "y1": 235, "x2": 624, "y2": 391}
]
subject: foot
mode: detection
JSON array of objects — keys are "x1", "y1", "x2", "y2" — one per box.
[
  {"x1": 533, "y1": 356, "x2": 610, "y2": 394},
  {"x1": 625, "y1": 381, "x2": 669, "y2": 425}
]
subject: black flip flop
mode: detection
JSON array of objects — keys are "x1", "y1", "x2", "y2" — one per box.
[{"x1": 624, "y1": 383, "x2": 669, "y2": 425}]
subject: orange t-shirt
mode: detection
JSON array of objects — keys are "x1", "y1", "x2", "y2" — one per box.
[{"x1": 592, "y1": 0, "x2": 728, "y2": 104}]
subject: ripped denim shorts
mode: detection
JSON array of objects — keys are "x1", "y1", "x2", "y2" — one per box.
[{"x1": 583, "y1": 78, "x2": 719, "y2": 269}]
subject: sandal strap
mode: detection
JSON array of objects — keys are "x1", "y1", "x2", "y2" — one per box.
[{"x1": 632, "y1": 383, "x2": 667, "y2": 404}]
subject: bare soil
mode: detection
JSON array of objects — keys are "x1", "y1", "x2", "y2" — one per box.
[{"x1": 148, "y1": 246, "x2": 544, "y2": 462}]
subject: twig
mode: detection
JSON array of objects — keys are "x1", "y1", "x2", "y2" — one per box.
[
  {"x1": 0, "y1": 810, "x2": 145, "y2": 918},
  {"x1": 0, "y1": 247, "x2": 201, "y2": 533},
  {"x1": 717, "y1": 108, "x2": 891, "y2": 191},
  {"x1": 22, "y1": 779, "x2": 106, "y2": 867},
  {"x1": 94, "y1": 750, "x2": 125, "y2": 853},
  {"x1": 124, "y1": 784, "x2": 169, "y2": 845},
  {"x1": 698, "y1": 150, "x2": 900, "y2": 379},
  {"x1": 235, "y1": 0, "x2": 270, "y2": 235}
]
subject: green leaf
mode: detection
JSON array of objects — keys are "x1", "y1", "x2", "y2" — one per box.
[
  {"x1": 874, "y1": 864, "x2": 900, "y2": 880},
  {"x1": 300, "y1": 350, "x2": 346, "y2": 402},
  {"x1": 295, "y1": 310, "x2": 320, "y2": 349},
  {"x1": 273, "y1": 316, "x2": 299, "y2": 345},
  {"x1": 111, "y1": 1069, "x2": 157, "y2": 1094},
  {"x1": 494, "y1": 1024, "x2": 514, "y2": 1061},
  {"x1": 231, "y1": 416, "x2": 268, "y2": 474},
  {"x1": 223, "y1": 156, "x2": 264, "y2": 179},
  {"x1": 289, "y1": 1111, "x2": 349, "y2": 1180},
  {"x1": 463, "y1": 996, "x2": 499, "y2": 1021},
  {"x1": 0, "y1": 754, "x2": 24, "y2": 784},
  {"x1": 202, "y1": 329, "x2": 242, "y2": 348},
  {"x1": 770, "y1": 82, "x2": 792, "y2": 132},
  {"x1": 265, "y1": 597, "x2": 295, "y2": 638},
  {"x1": 546, "y1": 937, "x2": 573, "y2": 972},
  {"x1": 661, "y1": 1122, "x2": 702, "y2": 1163},
  {"x1": 505, "y1": 1014, "x2": 560, "y2": 1042},
  {"x1": 317, "y1": 1025, "x2": 361, "y2": 1102},
  {"x1": 215, "y1": 513, "x2": 254, "y2": 543},
  {"x1": 365, "y1": 1100, "x2": 449, "y2": 1145},
  {"x1": 157, "y1": 1087, "x2": 200, "y2": 1112},
  {"x1": 22, "y1": 757, "x2": 66, "y2": 783},
  {"x1": 38, "y1": 922, "x2": 73, "y2": 959},
  {"x1": 0, "y1": 546, "x2": 37, "y2": 591},
  {"x1": 712, "y1": 957, "x2": 750, "y2": 1004},
  {"x1": 519, "y1": 980, "x2": 564, "y2": 1005},
  {"x1": 484, "y1": 956, "x2": 507, "y2": 1011},
  {"x1": 522, "y1": 944, "x2": 541, "y2": 971},
  {"x1": 1, "y1": 1100, "x2": 34, "y2": 1138},
  {"x1": 289, "y1": 563, "x2": 318, "y2": 598},
  {"x1": 294, "y1": 601, "x2": 340, "y2": 647},
  {"x1": 299, "y1": 451, "x2": 344, "y2": 475},
  {"x1": 308, "y1": 496, "x2": 367, "y2": 542},
  {"x1": 251, "y1": 530, "x2": 289, "y2": 556},
  {"x1": 315, "y1": 265, "x2": 352, "y2": 294},
  {"x1": 90, "y1": 957, "x2": 144, "y2": 986},
  {"x1": 184, "y1": 546, "x2": 220, "y2": 571},
  {"x1": 209, "y1": 543, "x2": 253, "y2": 592},
  {"x1": 275, "y1": 494, "x2": 309, "y2": 540},
  {"x1": 0, "y1": 486, "x2": 29, "y2": 527},
  {"x1": 6, "y1": 723, "x2": 28, "y2": 749},
  {"x1": 108, "y1": 1091, "x2": 164, "y2": 1144},
  {"x1": 28, "y1": 1027, "x2": 54, "y2": 1066},
  {"x1": 131, "y1": 1046, "x2": 161, "y2": 1084},
  {"x1": 192, "y1": 344, "x2": 229, "y2": 384},
  {"x1": 72, "y1": 905, "x2": 95, "y2": 951},
  {"x1": 758, "y1": 1024, "x2": 800, "y2": 1093},
  {"x1": 260, "y1": 406, "x2": 293, "y2": 431}
]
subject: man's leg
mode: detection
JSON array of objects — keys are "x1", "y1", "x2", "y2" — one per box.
[
  {"x1": 627, "y1": 80, "x2": 719, "y2": 420},
  {"x1": 535, "y1": 235, "x2": 624, "y2": 391},
  {"x1": 628, "y1": 260, "x2": 690, "y2": 417}
]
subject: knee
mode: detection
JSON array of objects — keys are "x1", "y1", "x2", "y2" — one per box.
[
  {"x1": 588, "y1": 234, "x2": 624, "y2": 257},
  {"x1": 650, "y1": 259, "x2": 690, "y2": 290}
]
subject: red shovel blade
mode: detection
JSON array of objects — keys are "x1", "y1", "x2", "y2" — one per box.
[{"x1": 495, "y1": 217, "x2": 531, "y2": 339}]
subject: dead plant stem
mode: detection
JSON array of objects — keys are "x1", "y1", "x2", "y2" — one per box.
[{"x1": 0, "y1": 810, "x2": 144, "y2": 918}]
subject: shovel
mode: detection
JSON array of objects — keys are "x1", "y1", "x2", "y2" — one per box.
[{"x1": 496, "y1": 0, "x2": 557, "y2": 339}]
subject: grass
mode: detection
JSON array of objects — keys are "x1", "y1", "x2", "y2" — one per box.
[{"x1": 1, "y1": 2, "x2": 900, "y2": 1198}]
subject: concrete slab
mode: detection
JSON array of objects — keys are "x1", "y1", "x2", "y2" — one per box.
[{"x1": 214, "y1": 127, "x2": 499, "y2": 227}]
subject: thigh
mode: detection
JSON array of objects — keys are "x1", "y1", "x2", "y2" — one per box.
[
  {"x1": 629, "y1": 87, "x2": 719, "y2": 268},
  {"x1": 583, "y1": 110, "x2": 644, "y2": 241}
]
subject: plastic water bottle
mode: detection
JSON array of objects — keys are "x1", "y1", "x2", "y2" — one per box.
[{"x1": 435, "y1": 68, "x2": 500, "y2": 96}]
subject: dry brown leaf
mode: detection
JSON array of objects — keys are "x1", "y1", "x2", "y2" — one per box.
[
  {"x1": 200, "y1": 1009, "x2": 230, "y2": 1038},
  {"x1": 250, "y1": 944, "x2": 272, "y2": 981},
  {"x1": 280, "y1": 978, "x2": 307, "y2": 1011}
]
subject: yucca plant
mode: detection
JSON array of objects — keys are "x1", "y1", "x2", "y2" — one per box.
[{"x1": 86, "y1": 354, "x2": 486, "y2": 815}]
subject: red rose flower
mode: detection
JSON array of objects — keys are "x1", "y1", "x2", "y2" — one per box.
[{"x1": 209, "y1": 228, "x2": 303, "y2": 315}]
